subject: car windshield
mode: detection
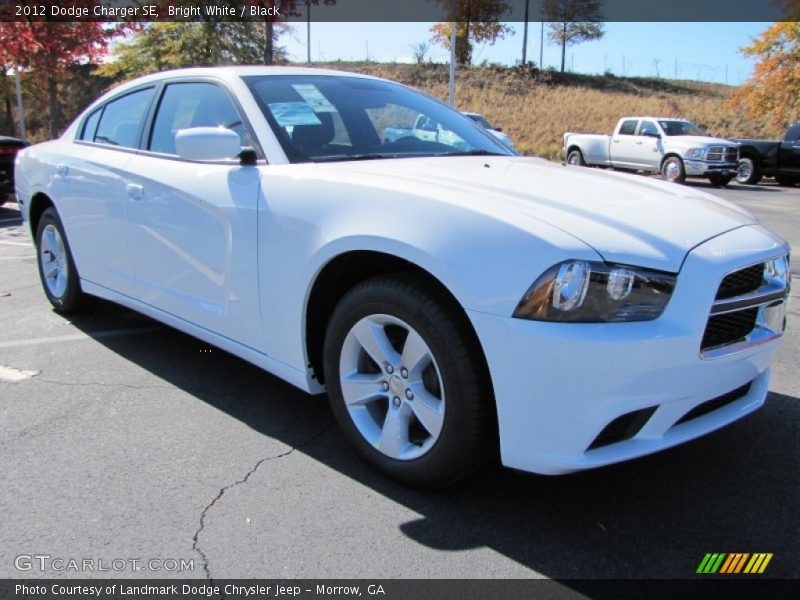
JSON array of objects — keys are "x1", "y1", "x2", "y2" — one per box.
[
  {"x1": 244, "y1": 75, "x2": 510, "y2": 163},
  {"x1": 658, "y1": 120, "x2": 707, "y2": 137},
  {"x1": 465, "y1": 114, "x2": 492, "y2": 129}
]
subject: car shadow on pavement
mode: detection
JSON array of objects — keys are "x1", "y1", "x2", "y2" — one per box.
[{"x1": 66, "y1": 300, "x2": 800, "y2": 581}]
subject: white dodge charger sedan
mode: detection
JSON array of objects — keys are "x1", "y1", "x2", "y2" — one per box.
[{"x1": 15, "y1": 67, "x2": 790, "y2": 486}]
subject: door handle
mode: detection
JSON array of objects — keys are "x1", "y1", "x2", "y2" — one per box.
[
  {"x1": 613, "y1": 138, "x2": 620, "y2": 143},
  {"x1": 126, "y1": 183, "x2": 144, "y2": 201},
  {"x1": 635, "y1": 140, "x2": 643, "y2": 145},
  {"x1": 56, "y1": 164, "x2": 68, "y2": 177}
]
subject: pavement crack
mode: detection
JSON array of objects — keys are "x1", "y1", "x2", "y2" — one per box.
[{"x1": 192, "y1": 423, "x2": 332, "y2": 581}]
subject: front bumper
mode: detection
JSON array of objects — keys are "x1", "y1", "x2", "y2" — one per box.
[
  {"x1": 469, "y1": 225, "x2": 788, "y2": 475},
  {"x1": 684, "y1": 160, "x2": 738, "y2": 177}
]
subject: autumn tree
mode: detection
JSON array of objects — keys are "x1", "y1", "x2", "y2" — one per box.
[
  {"x1": 544, "y1": 0, "x2": 604, "y2": 73},
  {"x1": 0, "y1": 2, "x2": 124, "y2": 137},
  {"x1": 728, "y1": 21, "x2": 800, "y2": 128},
  {"x1": 430, "y1": 0, "x2": 513, "y2": 66}
]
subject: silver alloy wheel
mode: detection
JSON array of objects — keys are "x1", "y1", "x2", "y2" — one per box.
[
  {"x1": 339, "y1": 314, "x2": 445, "y2": 460},
  {"x1": 568, "y1": 152, "x2": 581, "y2": 165},
  {"x1": 664, "y1": 159, "x2": 681, "y2": 181},
  {"x1": 40, "y1": 224, "x2": 68, "y2": 299},
  {"x1": 737, "y1": 159, "x2": 753, "y2": 183}
]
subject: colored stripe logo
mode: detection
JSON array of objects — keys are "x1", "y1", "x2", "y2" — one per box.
[{"x1": 697, "y1": 553, "x2": 773, "y2": 574}]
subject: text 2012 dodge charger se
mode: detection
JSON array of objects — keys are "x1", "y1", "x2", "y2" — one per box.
[{"x1": 15, "y1": 68, "x2": 791, "y2": 486}]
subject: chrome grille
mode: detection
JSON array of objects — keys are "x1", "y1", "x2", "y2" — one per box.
[
  {"x1": 706, "y1": 146, "x2": 724, "y2": 161},
  {"x1": 705, "y1": 146, "x2": 738, "y2": 163},
  {"x1": 701, "y1": 257, "x2": 790, "y2": 358}
]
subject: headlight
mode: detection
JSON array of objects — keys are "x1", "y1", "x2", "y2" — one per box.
[
  {"x1": 685, "y1": 148, "x2": 706, "y2": 160},
  {"x1": 513, "y1": 260, "x2": 677, "y2": 322}
]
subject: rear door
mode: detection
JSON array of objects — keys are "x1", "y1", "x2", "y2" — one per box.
[
  {"x1": 52, "y1": 86, "x2": 155, "y2": 296},
  {"x1": 122, "y1": 80, "x2": 264, "y2": 349},
  {"x1": 779, "y1": 123, "x2": 800, "y2": 176},
  {"x1": 610, "y1": 119, "x2": 640, "y2": 167}
]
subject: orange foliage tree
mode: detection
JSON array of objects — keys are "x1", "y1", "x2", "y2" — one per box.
[{"x1": 729, "y1": 20, "x2": 800, "y2": 129}]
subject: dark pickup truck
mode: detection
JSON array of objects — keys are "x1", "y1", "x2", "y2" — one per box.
[
  {"x1": 0, "y1": 135, "x2": 27, "y2": 207},
  {"x1": 732, "y1": 123, "x2": 800, "y2": 186}
]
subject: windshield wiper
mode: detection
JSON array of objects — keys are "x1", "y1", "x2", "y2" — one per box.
[
  {"x1": 313, "y1": 153, "x2": 404, "y2": 163},
  {"x1": 436, "y1": 149, "x2": 508, "y2": 157}
]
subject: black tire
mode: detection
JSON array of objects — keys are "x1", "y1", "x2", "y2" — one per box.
[
  {"x1": 35, "y1": 207, "x2": 90, "y2": 313},
  {"x1": 709, "y1": 174, "x2": 734, "y2": 187},
  {"x1": 736, "y1": 157, "x2": 762, "y2": 185},
  {"x1": 776, "y1": 175, "x2": 797, "y2": 187},
  {"x1": 323, "y1": 273, "x2": 496, "y2": 488},
  {"x1": 661, "y1": 156, "x2": 686, "y2": 184},
  {"x1": 0, "y1": 193, "x2": 7, "y2": 207},
  {"x1": 567, "y1": 149, "x2": 586, "y2": 166}
]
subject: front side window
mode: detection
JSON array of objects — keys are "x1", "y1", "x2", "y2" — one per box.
[
  {"x1": 244, "y1": 75, "x2": 510, "y2": 163},
  {"x1": 149, "y1": 82, "x2": 253, "y2": 155},
  {"x1": 639, "y1": 120, "x2": 659, "y2": 137},
  {"x1": 93, "y1": 87, "x2": 154, "y2": 148}
]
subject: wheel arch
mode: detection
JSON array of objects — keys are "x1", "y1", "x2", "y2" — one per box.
[
  {"x1": 660, "y1": 152, "x2": 684, "y2": 169},
  {"x1": 304, "y1": 249, "x2": 491, "y2": 394},
  {"x1": 27, "y1": 192, "x2": 55, "y2": 238}
]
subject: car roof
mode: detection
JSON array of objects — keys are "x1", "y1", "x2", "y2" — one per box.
[{"x1": 111, "y1": 66, "x2": 382, "y2": 92}]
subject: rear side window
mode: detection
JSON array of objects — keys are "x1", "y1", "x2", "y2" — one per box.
[
  {"x1": 93, "y1": 88, "x2": 154, "y2": 149},
  {"x1": 149, "y1": 82, "x2": 253, "y2": 155},
  {"x1": 79, "y1": 109, "x2": 101, "y2": 142},
  {"x1": 785, "y1": 123, "x2": 800, "y2": 143},
  {"x1": 618, "y1": 120, "x2": 638, "y2": 136}
]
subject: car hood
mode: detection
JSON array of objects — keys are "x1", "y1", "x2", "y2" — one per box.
[
  {"x1": 666, "y1": 135, "x2": 738, "y2": 148},
  {"x1": 327, "y1": 156, "x2": 755, "y2": 272}
]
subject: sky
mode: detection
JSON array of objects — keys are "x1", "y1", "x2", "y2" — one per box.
[{"x1": 280, "y1": 22, "x2": 770, "y2": 85}]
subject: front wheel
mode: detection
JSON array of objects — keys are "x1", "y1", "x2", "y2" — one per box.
[
  {"x1": 323, "y1": 274, "x2": 496, "y2": 487},
  {"x1": 709, "y1": 174, "x2": 734, "y2": 187},
  {"x1": 661, "y1": 156, "x2": 686, "y2": 184},
  {"x1": 567, "y1": 149, "x2": 586, "y2": 166},
  {"x1": 0, "y1": 193, "x2": 7, "y2": 207},
  {"x1": 736, "y1": 158, "x2": 762, "y2": 185},
  {"x1": 35, "y1": 207, "x2": 90, "y2": 313}
]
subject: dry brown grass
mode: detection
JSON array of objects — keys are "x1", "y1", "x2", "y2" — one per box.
[{"x1": 311, "y1": 62, "x2": 781, "y2": 160}]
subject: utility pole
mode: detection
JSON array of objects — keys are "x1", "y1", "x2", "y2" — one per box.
[
  {"x1": 521, "y1": 0, "x2": 529, "y2": 65},
  {"x1": 14, "y1": 68, "x2": 25, "y2": 141},
  {"x1": 674, "y1": 57, "x2": 677, "y2": 80},
  {"x1": 539, "y1": 20, "x2": 544, "y2": 68},
  {"x1": 622, "y1": 55, "x2": 626, "y2": 76},
  {"x1": 449, "y1": 0, "x2": 456, "y2": 106},
  {"x1": 306, "y1": 0, "x2": 311, "y2": 63}
]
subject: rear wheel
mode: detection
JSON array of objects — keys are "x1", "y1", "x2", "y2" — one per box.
[
  {"x1": 709, "y1": 174, "x2": 734, "y2": 187},
  {"x1": 567, "y1": 149, "x2": 585, "y2": 166},
  {"x1": 323, "y1": 274, "x2": 496, "y2": 487},
  {"x1": 35, "y1": 207, "x2": 90, "y2": 313},
  {"x1": 661, "y1": 156, "x2": 686, "y2": 184},
  {"x1": 736, "y1": 157, "x2": 762, "y2": 185}
]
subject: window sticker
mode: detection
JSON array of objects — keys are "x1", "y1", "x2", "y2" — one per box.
[
  {"x1": 268, "y1": 102, "x2": 322, "y2": 127},
  {"x1": 291, "y1": 84, "x2": 338, "y2": 113}
]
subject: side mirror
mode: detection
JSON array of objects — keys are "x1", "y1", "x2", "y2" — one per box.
[
  {"x1": 642, "y1": 131, "x2": 661, "y2": 139},
  {"x1": 494, "y1": 126, "x2": 503, "y2": 132},
  {"x1": 175, "y1": 127, "x2": 242, "y2": 161}
]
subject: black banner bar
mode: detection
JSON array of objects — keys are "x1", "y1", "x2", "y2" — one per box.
[
  {"x1": 3, "y1": 579, "x2": 800, "y2": 600},
  {"x1": 0, "y1": 0, "x2": 796, "y2": 23}
]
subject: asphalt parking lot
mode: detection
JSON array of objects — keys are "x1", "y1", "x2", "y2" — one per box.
[{"x1": 1, "y1": 180, "x2": 798, "y2": 582}]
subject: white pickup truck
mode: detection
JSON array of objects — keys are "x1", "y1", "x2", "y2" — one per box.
[{"x1": 564, "y1": 117, "x2": 740, "y2": 186}]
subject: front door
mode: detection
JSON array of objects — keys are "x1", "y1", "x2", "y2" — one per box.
[{"x1": 123, "y1": 81, "x2": 263, "y2": 349}]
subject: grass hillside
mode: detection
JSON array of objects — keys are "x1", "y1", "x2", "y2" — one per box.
[{"x1": 310, "y1": 62, "x2": 781, "y2": 159}]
